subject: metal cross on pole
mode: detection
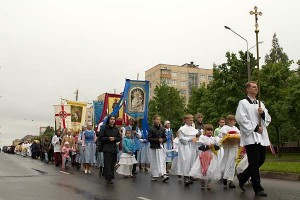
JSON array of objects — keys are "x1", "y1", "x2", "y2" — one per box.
[{"x1": 250, "y1": 6, "x2": 262, "y2": 125}]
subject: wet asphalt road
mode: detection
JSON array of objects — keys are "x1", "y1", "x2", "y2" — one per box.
[{"x1": 0, "y1": 152, "x2": 299, "y2": 200}]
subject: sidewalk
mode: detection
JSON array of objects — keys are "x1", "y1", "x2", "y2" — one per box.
[{"x1": 260, "y1": 171, "x2": 300, "y2": 181}]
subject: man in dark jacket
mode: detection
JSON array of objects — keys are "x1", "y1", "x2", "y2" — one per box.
[{"x1": 148, "y1": 114, "x2": 169, "y2": 182}]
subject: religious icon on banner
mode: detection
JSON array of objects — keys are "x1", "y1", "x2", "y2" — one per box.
[
  {"x1": 108, "y1": 97, "x2": 123, "y2": 119},
  {"x1": 128, "y1": 87, "x2": 145, "y2": 112},
  {"x1": 71, "y1": 105, "x2": 83, "y2": 123},
  {"x1": 112, "y1": 98, "x2": 119, "y2": 118}
]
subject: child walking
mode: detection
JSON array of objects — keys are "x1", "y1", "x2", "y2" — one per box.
[
  {"x1": 148, "y1": 115, "x2": 169, "y2": 182},
  {"x1": 177, "y1": 114, "x2": 199, "y2": 186},
  {"x1": 116, "y1": 130, "x2": 138, "y2": 178},
  {"x1": 219, "y1": 115, "x2": 241, "y2": 188},
  {"x1": 190, "y1": 124, "x2": 221, "y2": 190},
  {"x1": 169, "y1": 132, "x2": 179, "y2": 175},
  {"x1": 61, "y1": 141, "x2": 75, "y2": 170}
]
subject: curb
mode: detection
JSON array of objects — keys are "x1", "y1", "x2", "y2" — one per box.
[{"x1": 260, "y1": 171, "x2": 300, "y2": 181}]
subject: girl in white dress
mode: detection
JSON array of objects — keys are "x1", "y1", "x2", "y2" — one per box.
[
  {"x1": 116, "y1": 130, "x2": 137, "y2": 177},
  {"x1": 190, "y1": 124, "x2": 221, "y2": 190}
]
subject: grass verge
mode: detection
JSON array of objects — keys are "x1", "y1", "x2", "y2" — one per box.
[{"x1": 260, "y1": 162, "x2": 300, "y2": 174}]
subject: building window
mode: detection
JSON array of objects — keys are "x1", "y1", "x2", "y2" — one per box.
[
  {"x1": 181, "y1": 81, "x2": 186, "y2": 87},
  {"x1": 180, "y1": 89, "x2": 187, "y2": 95},
  {"x1": 170, "y1": 80, "x2": 177, "y2": 85},
  {"x1": 172, "y1": 72, "x2": 177, "y2": 77},
  {"x1": 181, "y1": 73, "x2": 187, "y2": 78},
  {"x1": 200, "y1": 75, "x2": 206, "y2": 80},
  {"x1": 208, "y1": 75, "x2": 213, "y2": 81},
  {"x1": 161, "y1": 70, "x2": 169, "y2": 75}
]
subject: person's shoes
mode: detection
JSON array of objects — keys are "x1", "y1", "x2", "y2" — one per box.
[
  {"x1": 130, "y1": 175, "x2": 135, "y2": 178},
  {"x1": 84, "y1": 169, "x2": 88, "y2": 174},
  {"x1": 190, "y1": 177, "x2": 197, "y2": 182},
  {"x1": 222, "y1": 178, "x2": 227, "y2": 186},
  {"x1": 132, "y1": 171, "x2": 138, "y2": 175},
  {"x1": 124, "y1": 175, "x2": 129, "y2": 178},
  {"x1": 228, "y1": 181, "x2": 236, "y2": 188},
  {"x1": 200, "y1": 180, "x2": 205, "y2": 189},
  {"x1": 151, "y1": 177, "x2": 158, "y2": 181},
  {"x1": 255, "y1": 191, "x2": 267, "y2": 197},
  {"x1": 144, "y1": 168, "x2": 148, "y2": 172},
  {"x1": 207, "y1": 184, "x2": 212, "y2": 190},
  {"x1": 237, "y1": 174, "x2": 246, "y2": 192},
  {"x1": 184, "y1": 180, "x2": 190, "y2": 186},
  {"x1": 106, "y1": 179, "x2": 113, "y2": 184},
  {"x1": 177, "y1": 175, "x2": 182, "y2": 179},
  {"x1": 162, "y1": 175, "x2": 169, "y2": 182},
  {"x1": 111, "y1": 175, "x2": 115, "y2": 179},
  {"x1": 88, "y1": 170, "x2": 91, "y2": 174}
]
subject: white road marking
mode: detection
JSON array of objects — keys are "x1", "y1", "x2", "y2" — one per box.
[
  {"x1": 60, "y1": 171, "x2": 70, "y2": 175},
  {"x1": 137, "y1": 197, "x2": 151, "y2": 200}
]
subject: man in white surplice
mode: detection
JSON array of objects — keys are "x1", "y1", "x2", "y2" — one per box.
[
  {"x1": 177, "y1": 114, "x2": 199, "y2": 186},
  {"x1": 235, "y1": 81, "x2": 271, "y2": 197}
]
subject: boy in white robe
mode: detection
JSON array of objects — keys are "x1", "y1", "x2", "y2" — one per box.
[
  {"x1": 177, "y1": 114, "x2": 198, "y2": 186},
  {"x1": 219, "y1": 115, "x2": 240, "y2": 188}
]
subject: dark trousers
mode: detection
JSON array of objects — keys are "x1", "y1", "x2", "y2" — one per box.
[
  {"x1": 103, "y1": 152, "x2": 117, "y2": 181},
  {"x1": 53, "y1": 152, "x2": 61, "y2": 166},
  {"x1": 48, "y1": 150, "x2": 54, "y2": 163},
  {"x1": 132, "y1": 151, "x2": 138, "y2": 173},
  {"x1": 239, "y1": 143, "x2": 266, "y2": 192}
]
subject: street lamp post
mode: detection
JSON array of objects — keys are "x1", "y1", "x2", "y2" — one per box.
[
  {"x1": 249, "y1": 41, "x2": 264, "y2": 51},
  {"x1": 224, "y1": 26, "x2": 251, "y2": 81}
]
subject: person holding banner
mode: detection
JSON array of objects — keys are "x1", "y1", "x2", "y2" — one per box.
[{"x1": 235, "y1": 81, "x2": 271, "y2": 197}]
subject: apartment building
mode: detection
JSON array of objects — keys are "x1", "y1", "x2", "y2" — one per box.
[{"x1": 145, "y1": 62, "x2": 213, "y2": 101}]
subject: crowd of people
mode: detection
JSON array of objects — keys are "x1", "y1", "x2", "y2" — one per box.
[{"x1": 13, "y1": 81, "x2": 270, "y2": 197}]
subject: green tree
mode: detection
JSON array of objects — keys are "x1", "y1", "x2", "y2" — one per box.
[
  {"x1": 148, "y1": 83, "x2": 186, "y2": 131},
  {"x1": 187, "y1": 51, "x2": 255, "y2": 126},
  {"x1": 259, "y1": 33, "x2": 294, "y2": 156},
  {"x1": 41, "y1": 126, "x2": 55, "y2": 138},
  {"x1": 288, "y1": 67, "x2": 300, "y2": 144}
]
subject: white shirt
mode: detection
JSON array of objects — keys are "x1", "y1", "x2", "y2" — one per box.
[{"x1": 235, "y1": 98, "x2": 271, "y2": 146}]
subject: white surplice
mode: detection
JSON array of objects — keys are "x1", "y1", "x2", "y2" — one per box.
[
  {"x1": 235, "y1": 99, "x2": 271, "y2": 146},
  {"x1": 219, "y1": 125, "x2": 241, "y2": 181},
  {"x1": 177, "y1": 124, "x2": 198, "y2": 176}
]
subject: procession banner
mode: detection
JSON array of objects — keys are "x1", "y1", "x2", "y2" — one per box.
[
  {"x1": 54, "y1": 104, "x2": 71, "y2": 130},
  {"x1": 93, "y1": 100, "x2": 104, "y2": 127},
  {"x1": 66, "y1": 100, "x2": 87, "y2": 133},
  {"x1": 107, "y1": 79, "x2": 149, "y2": 138},
  {"x1": 98, "y1": 93, "x2": 125, "y2": 126}
]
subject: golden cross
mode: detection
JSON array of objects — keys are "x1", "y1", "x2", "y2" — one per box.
[{"x1": 250, "y1": 6, "x2": 262, "y2": 33}]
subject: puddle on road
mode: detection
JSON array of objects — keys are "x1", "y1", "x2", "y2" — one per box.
[
  {"x1": 31, "y1": 168, "x2": 48, "y2": 175},
  {"x1": 55, "y1": 182, "x2": 116, "y2": 200}
]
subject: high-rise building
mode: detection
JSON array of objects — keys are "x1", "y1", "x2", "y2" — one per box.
[{"x1": 145, "y1": 62, "x2": 213, "y2": 102}]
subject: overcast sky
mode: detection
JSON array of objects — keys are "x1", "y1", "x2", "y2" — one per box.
[{"x1": 0, "y1": 0, "x2": 299, "y2": 146}]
